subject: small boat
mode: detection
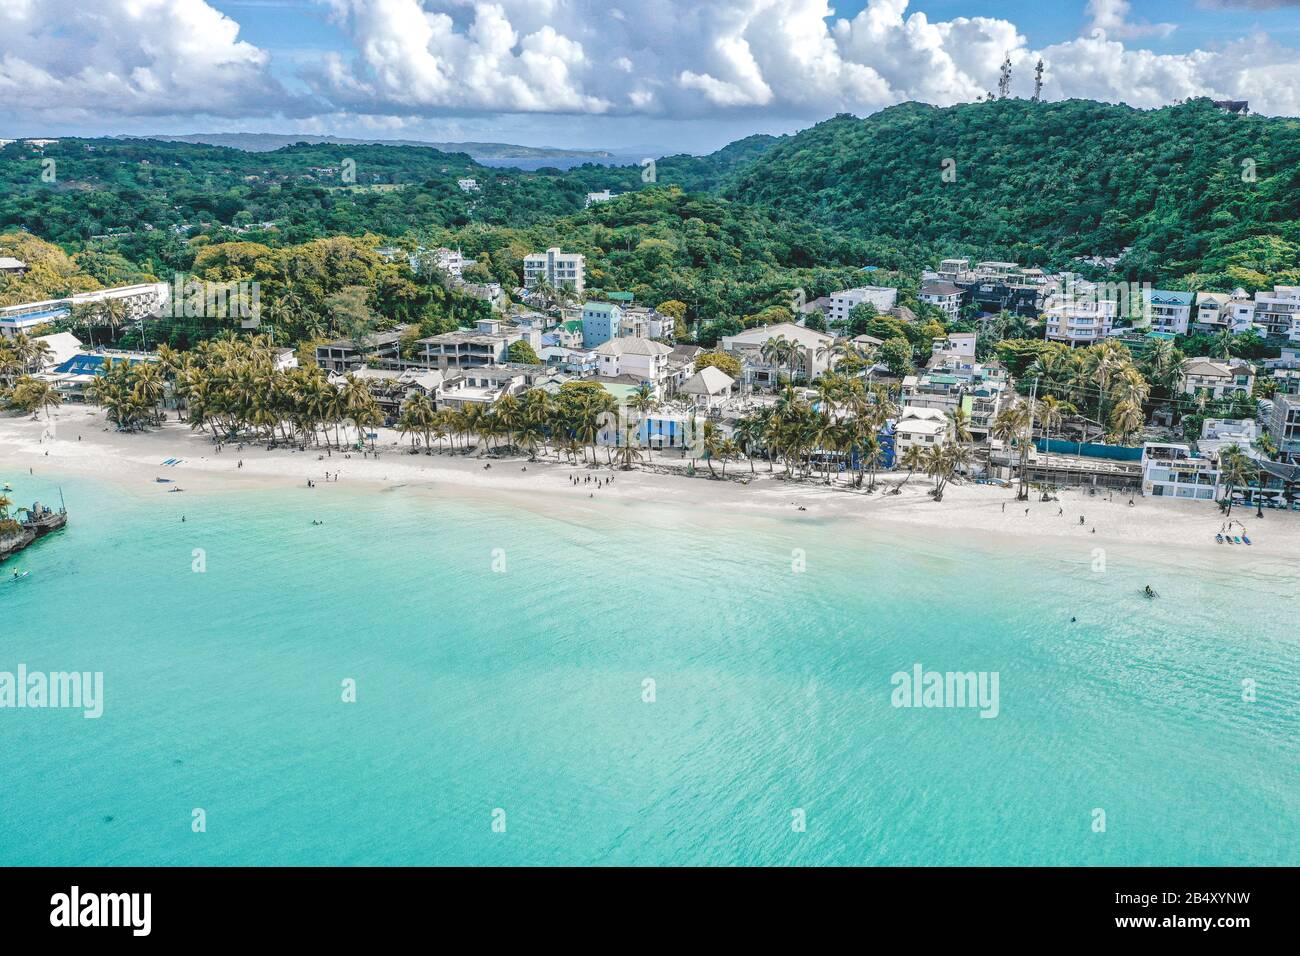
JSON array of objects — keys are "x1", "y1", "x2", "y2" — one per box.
[
  {"x1": 154, "y1": 477, "x2": 174, "y2": 483},
  {"x1": 1215, "y1": 533, "x2": 1224, "y2": 543},
  {"x1": 1225, "y1": 536, "x2": 1235, "y2": 544},
  {"x1": 1242, "y1": 535, "x2": 1252, "y2": 545},
  {"x1": 168, "y1": 487, "x2": 185, "y2": 493},
  {"x1": 2, "y1": 483, "x2": 12, "y2": 492},
  {"x1": 1233, "y1": 536, "x2": 1243, "y2": 544}
]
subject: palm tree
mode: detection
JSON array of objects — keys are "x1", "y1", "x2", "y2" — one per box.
[
  {"x1": 897, "y1": 444, "x2": 925, "y2": 489},
  {"x1": 627, "y1": 382, "x2": 658, "y2": 459},
  {"x1": 1218, "y1": 444, "x2": 1254, "y2": 517},
  {"x1": 701, "y1": 420, "x2": 725, "y2": 477},
  {"x1": 1108, "y1": 399, "x2": 1145, "y2": 445},
  {"x1": 1210, "y1": 329, "x2": 1234, "y2": 360},
  {"x1": 760, "y1": 335, "x2": 797, "y2": 386},
  {"x1": 12, "y1": 377, "x2": 63, "y2": 419},
  {"x1": 616, "y1": 423, "x2": 644, "y2": 470},
  {"x1": 1037, "y1": 394, "x2": 1076, "y2": 447},
  {"x1": 993, "y1": 399, "x2": 1035, "y2": 501}
]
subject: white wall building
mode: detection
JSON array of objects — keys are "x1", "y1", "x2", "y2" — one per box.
[
  {"x1": 931, "y1": 331, "x2": 977, "y2": 357},
  {"x1": 826, "y1": 286, "x2": 898, "y2": 325},
  {"x1": 1043, "y1": 293, "x2": 1118, "y2": 346},
  {"x1": 594, "y1": 337, "x2": 673, "y2": 394},
  {"x1": 1144, "y1": 290, "x2": 1194, "y2": 336},
  {"x1": 919, "y1": 281, "x2": 963, "y2": 319},
  {"x1": 1251, "y1": 286, "x2": 1300, "y2": 341},
  {"x1": 1141, "y1": 443, "x2": 1221, "y2": 501},
  {"x1": 0, "y1": 283, "x2": 169, "y2": 339},
  {"x1": 719, "y1": 322, "x2": 835, "y2": 387},
  {"x1": 1181, "y1": 357, "x2": 1256, "y2": 400},
  {"x1": 523, "y1": 248, "x2": 585, "y2": 294},
  {"x1": 893, "y1": 406, "x2": 951, "y2": 454}
]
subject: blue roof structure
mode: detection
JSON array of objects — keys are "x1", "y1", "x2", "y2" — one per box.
[
  {"x1": 53, "y1": 354, "x2": 149, "y2": 375},
  {"x1": 1146, "y1": 290, "x2": 1194, "y2": 306}
]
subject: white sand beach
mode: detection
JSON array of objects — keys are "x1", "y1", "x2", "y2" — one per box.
[{"x1": 3, "y1": 404, "x2": 1297, "y2": 561}]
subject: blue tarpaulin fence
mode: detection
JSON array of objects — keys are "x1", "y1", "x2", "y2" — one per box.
[{"x1": 1036, "y1": 438, "x2": 1142, "y2": 462}]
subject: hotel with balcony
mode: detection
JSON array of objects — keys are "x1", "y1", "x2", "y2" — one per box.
[{"x1": 523, "y1": 247, "x2": 585, "y2": 295}]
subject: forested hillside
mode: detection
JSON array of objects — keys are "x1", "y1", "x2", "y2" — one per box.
[{"x1": 726, "y1": 98, "x2": 1300, "y2": 290}]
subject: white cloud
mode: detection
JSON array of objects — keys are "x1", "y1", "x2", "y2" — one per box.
[
  {"x1": 0, "y1": 0, "x2": 308, "y2": 124},
  {"x1": 4, "y1": 0, "x2": 1300, "y2": 136},
  {"x1": 310, "y1": 0, "x2": 1300, "y2": 118},
  {"x1": 1086, "y1": 0, "x2": 1177, "y2": 40}
]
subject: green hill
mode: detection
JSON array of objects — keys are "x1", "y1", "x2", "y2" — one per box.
[{"x1": 724, "y1": 98, "x2": 1300, "y2": 290}]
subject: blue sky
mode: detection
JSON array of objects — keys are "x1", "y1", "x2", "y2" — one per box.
[{"x1": 6, "y1": 1, "x2": 1300, "y2": 152}]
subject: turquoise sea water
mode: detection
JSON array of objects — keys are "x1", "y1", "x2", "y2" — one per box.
[{"x1": 1, "y1": 471, "x2": 1296, "y2": 866}]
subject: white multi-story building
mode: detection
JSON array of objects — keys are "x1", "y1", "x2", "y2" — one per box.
[
  {"x1": 432, "y1": 247, "x2": 466, "y2": 279},
  {"x1": 1269, "y1": 392, "x2": 1300, "y2": 461},
  {"x1": 1250, "y1": 286, "x2": 1300, "y2": 341},
  {"x1": 719, "y1": 322, "x2": 835, "y2": 387},
  {"x1": 585, "y1": 190, "x2": 616, "y2": 206},
  {"x1": 1141, "y1": 443, "x2": 1221, "y2": 501},
  {"x1": 893, "y1": 406, "x2": 951, "y2": 454},
  {"x1": 1144, "y1": 290, "x2": 1194, "y2": 335},
  {"x1": 594, "y1": 337, "x2": 674, "y2": 396},
  {"x1": 0, "y1": 283, "x2": 169, "y2": 339},
  {"x1": 1042, "y1": 290, "x2": 1118, "y2": 346},
  {"x1": 523, "y1": 247, "x2": 585, "y2": 294},
  {"x1": 1180, "y1": 357, "x2": 1255, "y2": 400},
  {"x1": 826, "y1": 286, "x2": 898, "y2": 324},
  {"x1": 457, "y1": 178, "x2": 480, "y2": 192},
  {"x1": 930, "y1": 331, "x2": 977, "y2": 357},
  {"x1": 919, "y1": 281, "x2": 963, "y2": 319}
]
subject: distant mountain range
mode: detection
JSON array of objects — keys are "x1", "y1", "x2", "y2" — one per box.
[{"x1": 127, "y1": 133, "x2": 615, "y2": 161}]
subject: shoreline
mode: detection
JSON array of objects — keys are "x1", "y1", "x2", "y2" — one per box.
[{"x1": 3, "y1": 405, "x2": 1297, "y2": 566}]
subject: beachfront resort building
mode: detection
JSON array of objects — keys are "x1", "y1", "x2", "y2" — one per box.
[
  {"x1": 34, "y1": 349, "x2": 159, "y2": 403},
  {"x1": 893, "y1": 406, "x2": 951, "y2": 453},
  {"x1": 314, "y1": 331, "x2": 405, "y2": 373},
  {"x1": 826, "y1": 286, "x2": 898, "y2": 324},
  {"x1": 720, "y1": 322, "x2": 835, "y2": 388},
  {"x1": 436, "y1": 365, "x2": 528, "y2": 411},
  {"x1": 1141, "y1": 443, "x2": 1222, "y2": 501},
  {"x1": 594, "y1": 337, "x2": 674, "y2": 397},
  {"x1": 329, "y1": 368, "x2": 443, "y2": 424},
  {"x1": 1268, "y1": 393, "x2": 1300, "y2": 461},
  {"x1": 1180, "y1": 357, "x2": 1255, "y2": 400},
  {"x1": 902, "y1": 351, "x2": 1009, "y2": 441},
  {"x1": 418, "y1": 318, "x2": 536, "y2": 371},
  {"x1": 523, "y1": 248, "x2": 585, "y2": 295},
  {"x1": 0, "y1": 282, "x2": 169, "y2": 339}
]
